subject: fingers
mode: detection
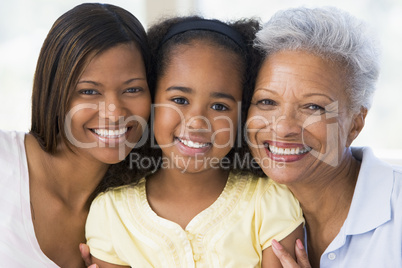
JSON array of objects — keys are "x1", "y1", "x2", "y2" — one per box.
[
  {"x1": 272, "y1": 239, "x2": 300, "y2": 268},
  {"x1": 79, "y1": 243, "x2": 93, "y2": 267},
  {"x1": 295, "y1": 239, "x2": 311, "y2": 268}
]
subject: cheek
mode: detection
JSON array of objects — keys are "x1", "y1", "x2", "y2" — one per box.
[
  {"x1": 67, "y1": 107, "x2": 95, "y2": 131},
  {"x1": 304, "y1": 119, "x2": 339, "y2": 151},
  {"x1": 212, "y1": 114, "x2": 238, "y2": 145},
  {"x1": 62, "y1": 107, "x2": 96, "y2": 145},
  {"x1": 130, "y1": 96, "x2": 151, "y2": 120},
  {"x1": 246, "y1": 110, "x2": 270, "y2": 142},
  {"x1": 247, "y1": 108, "x2": 271, "y2": 127},
  {"x1": 153, "y1": 106, "x2": 182, "y2": 143}
]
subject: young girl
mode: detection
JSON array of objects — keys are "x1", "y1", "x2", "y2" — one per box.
[
  {"x1": 86, "y1": 16, "x2": 304, "y2": 267},
  {"x1": 0, "y1": 3, "x2": 152, "y2": 267}
]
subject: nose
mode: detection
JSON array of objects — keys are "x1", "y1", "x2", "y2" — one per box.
[
  {"x1": 271, "y1": 107, "x2": 302, "y2": 138},
  {"x1": 99, "y1": 95, "x2": 127, "y2": 122},
  {"x1": 186, "y1": 115, "x2": 210, "y2": 131},
  {"x1": 185, "y1": 106, "x2": 210, "y2": 131}
]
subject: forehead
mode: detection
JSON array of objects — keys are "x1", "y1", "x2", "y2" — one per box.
[
  {"x1": 169, "y1": 40, "x2": 240, "y2": 64},
  {"x1": 158, "y1": 41, "x2": 243, "y2": 95},
  {"x1": 85, "y1": 43, "x2": 142, "y2": 68},
  {"x1": 256, "y1": 50, "x2": 347, "y2": 98}
]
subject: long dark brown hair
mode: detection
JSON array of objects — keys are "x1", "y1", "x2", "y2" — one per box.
[
  {"x1": 30, "y1": 3, "x2": 152, "y2": 154},
  {"x1": 29, "y1": 3, "x2": 153, "y2": 194}
]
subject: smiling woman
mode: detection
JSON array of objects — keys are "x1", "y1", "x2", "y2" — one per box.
[
  {"x1": 0, "y1": 3, "x2": 152, "y2": 267},
  {"x1": 247, "y1": 7, "x2": 402, "y2": 267},
  {"x1": 66, "y1": 43, "x2": 150, "y2": 164},
  {"x1": 248, "y1": 49, "x2": 356, "y2": 181}
]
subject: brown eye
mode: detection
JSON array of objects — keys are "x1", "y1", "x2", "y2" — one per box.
[
  {"x1": 307, "y1": 104, "x2": 324, "y2": 111},
  {"x1": 171, "y1": 97, "x2": 188, "y2": 105},
  {"x1": 304, "y1": 104, "x2": 326, "y2": 115},
  {"x1": 79, "y1": 89, "x2": 99, "y2": 95},
  {"x1": 211, "y1": 103, "x2": 229, "y2": 111},
  {"x1": 125, "y1": 87, "x2": 142, "y2": 93},
  {"x1": 255, "y1": 99, "x2": 276, "y2": 110}
]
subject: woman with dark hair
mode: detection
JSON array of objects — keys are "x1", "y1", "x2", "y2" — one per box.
[{"x1": 0, "y1": 3, "x2": 152, "y2": 267}]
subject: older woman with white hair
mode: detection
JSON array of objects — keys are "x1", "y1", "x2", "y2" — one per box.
[{"x1": 246, "y1": 6, "x2": 402, "y2": 267}]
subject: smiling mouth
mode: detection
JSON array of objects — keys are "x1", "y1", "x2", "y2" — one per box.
[
  {"x1": 176, "y1": 137, "x2": 211, "y2": 149},
  {"x1": 91, "y1": 127, "x2": 129, "y2": 138},
  {"x1": 265, "y1": 143, "x2": 312, "y2": 155}
]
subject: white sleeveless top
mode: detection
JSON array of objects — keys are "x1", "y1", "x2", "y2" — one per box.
[{"x1": 0, "y1": 130, "x2": 58, "y2": 267}]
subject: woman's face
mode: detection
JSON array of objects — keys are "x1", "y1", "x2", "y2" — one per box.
[
  {"x1": 66, "y1": 43, "x2": 151, "y2": 164},
  {"x1": 247, "y1": 50, "x2": 364, "y2": 185},
  {"x1": 153, "y1": 41, "x2": 242, "y2": 173}
]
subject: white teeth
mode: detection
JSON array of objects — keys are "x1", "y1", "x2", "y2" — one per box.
[
  {"x1": 93, "y1": 127, "x2": 128, "y2": 138},
  {"x1": 178, "y1": 138, "x2": 209, "y2": 149},
  {"x1": 268, "y1": 144, "x2": 311, "y2": 155}
]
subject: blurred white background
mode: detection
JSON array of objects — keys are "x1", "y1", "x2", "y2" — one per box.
[{"x1": 0, "y1": 0, "x2": 401, "y2": 163}]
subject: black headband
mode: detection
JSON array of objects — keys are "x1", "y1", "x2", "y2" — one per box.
[{"x1": 161, "y1": 18, "x2": 246, "y2": 51}]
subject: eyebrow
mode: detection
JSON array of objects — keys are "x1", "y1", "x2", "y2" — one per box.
[
  {"x1": 210, "y1": 92, "x2": 236, "y2": 102},
  {"x1": 254, "y1": 87, "x2": 277, "y2": 95},
  {"x1": 166, "y1": 87, "x2": 236, "y2": 102},
  {"x1": 255, "y1": 88, "x2": 335, "y2": 102},
  {"x1": 77, "y1": 78, "x2": 146, "y2": 86},
  {"x1": 302, "y1": 93, "x2": 335, "y2": 102},
  {"x1": 166, "y1": 86, "x2": 192, "y2": 93}
]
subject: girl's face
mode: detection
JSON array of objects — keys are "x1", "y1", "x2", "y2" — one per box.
[
  {"x1": 66, "y1": 43, "x2": 151, "y2": 164},
  {"x1": 154, "y1": 41, "x2": 243, "y2": 173},
  {"x1": 247, "y1": 50, "x2": 364, "y2": 185}
]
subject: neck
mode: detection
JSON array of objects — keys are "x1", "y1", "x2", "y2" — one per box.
[
  {"x1": 149, "y1": 160, "x2": 229, "y2": 197},
  {"x1": 287, "y1": 149, "x2": 361, "y2": 262},
  {"x1": 288, "y1": 150, "x2": 360, "y2": 223},
  {"x1": 27, "y1": 134, "x2": 109, "y2": 210}
]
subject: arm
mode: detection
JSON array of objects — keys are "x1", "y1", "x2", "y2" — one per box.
[
  {"x1": 270, "y1": 233, "x2": 311, "y2": 268},
  {"x1": 80, "y1": 243, "x2": 130, "y2": 268},
  {"x1": 85, "y1": 194, "x2": 131, "y2": 268},
  {"x1": 91, "y1": 256, "x2": 130, "y2": 268},
  {"x1": 80, "y1": 243, "x2": 93, "y2": 267},
  {"x1": 261, "y1": 224, "x2": 304, "y2": 268}
]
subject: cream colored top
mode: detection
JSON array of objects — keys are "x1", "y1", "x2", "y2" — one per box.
[{"x1": 86, "y1": 172, "x2": 304, "y2": 267}]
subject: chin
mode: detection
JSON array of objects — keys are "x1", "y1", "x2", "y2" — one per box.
[
  {"x1": 268, "y1": 175, "x2": 297, "y2": 185},
  {"x1": 97, "y1": 147, "x2": 131, "y2": 164},
  {"x1": 175, "y1": 160, "x2": 217, "y2": 174}
]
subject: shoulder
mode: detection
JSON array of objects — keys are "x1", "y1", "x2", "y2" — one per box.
[
  {"x1": 236, "y1": 174, "x2": 304, "y2": 248},
  {"x1": 391, "y1": 168, "x2": 402, "y2": 202},
  {"x1": 0, "y1": 129, "x2": 25, "y2": 149},
  {"x1": 243, "y1": 172, "x2": 296, "y2": 200},
  {"x1": 352, "y1": 146, "x2": 402, "y2": 212},
  {"x1": 0, "y1": 130, "x2": 27, "y2": 180},
  {"x1": 90, "y1": 179, "x2": 145, "y2": 211},
  {"x1": 259, "y1": 178, "x2": 301, "y2": 210},
  {"x1": 354, "y1": 146, "x2": 402, "y2": 182},
  {"x1": 231, "y1": 171, "x2": 301, "y2": 213},
  {"x1": 92, "y1": 184, "x2": 138, "y2": 204}
]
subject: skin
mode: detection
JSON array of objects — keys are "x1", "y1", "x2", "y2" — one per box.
[
  {"x1": 247, "y1": 50, "x2": 366, "y2": 267},
  {"x1": 89, "y1": 41, "x2": 303, "y2": 268},
  {"x1": 26, "y1": 43, "x2": 150, "y2": 268},
  {"x1": 148, "y1": 42, "x2": 243, "y2": 230}
]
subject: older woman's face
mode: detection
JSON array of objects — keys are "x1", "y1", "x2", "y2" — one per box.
[{"x1": 247, "y1": 50, "x2": 364, "y2": 185}]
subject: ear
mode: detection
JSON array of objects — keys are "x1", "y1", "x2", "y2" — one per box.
[{"x1": 346, "y1": 107, "x2": 367, "y2": 147}]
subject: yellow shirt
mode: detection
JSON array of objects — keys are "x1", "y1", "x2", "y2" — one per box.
[{"x1": 86, "y1": 172, "x2": 304, "y2": 267}]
